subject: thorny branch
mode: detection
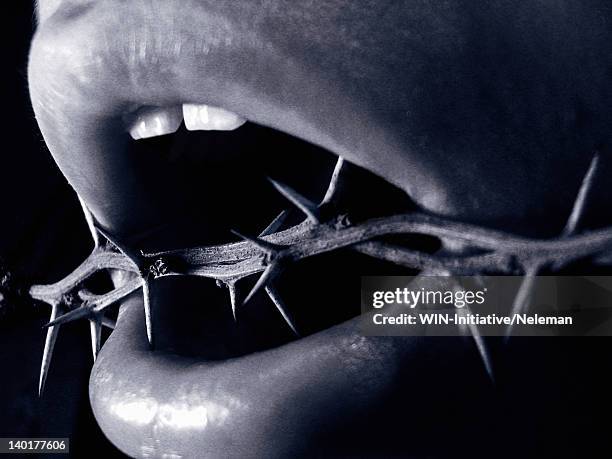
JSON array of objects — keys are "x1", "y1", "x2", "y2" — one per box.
[{"x1": 27, "y1": 153, "x2": 610, "y2": 392}]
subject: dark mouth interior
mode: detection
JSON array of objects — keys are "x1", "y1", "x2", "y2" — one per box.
[
  {"x1": 107, "y1": 120, "x2": 441, "y2": 358},
  {"x1": 128, "y1": 121, "x2": 420, "y2": 245},
  {"x1": 88, "y1": 119, "x2": 611, "y2": 360}
]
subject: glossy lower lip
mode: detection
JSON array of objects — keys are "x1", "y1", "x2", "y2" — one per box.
[{"x1": 90, "y1": 293, "x2": 428, "y2": 457}]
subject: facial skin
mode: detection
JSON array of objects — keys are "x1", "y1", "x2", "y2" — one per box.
[{"x1": 28, "y1": 1, "x2": 612, "y2": 457}]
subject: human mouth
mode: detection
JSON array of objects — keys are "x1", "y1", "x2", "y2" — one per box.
[
  {"x1": 27, "y1": 3, "x2": 432, "y2": 455},
  {"x1": 28, "y1": 1, "x2": 612, "y2": 456},
  {"x1": 28, "y1": 0, "x2": 467, "y2": 239}
]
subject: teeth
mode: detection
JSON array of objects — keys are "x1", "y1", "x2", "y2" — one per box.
[
  {"x1": 128, "y1": 106, "x2": 183, "y2": 140},
  {"x1": 127, "y1": 103, "x2": 246, "y2": 140},
  {"x1": 183, "y1": 103, "x2": 246, "y2": 131}
]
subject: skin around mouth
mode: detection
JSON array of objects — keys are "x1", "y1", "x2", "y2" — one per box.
[{"x1": 28, "y1": 0, "x2": 612, "y2": 456}]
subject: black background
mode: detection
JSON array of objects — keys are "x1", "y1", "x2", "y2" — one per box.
[
  {"x1": 2, "y1": 3, "x2": 612, "y2": 459},
  {"x1": 0, "y1": 3, "x2": 125, "y2": 458}
]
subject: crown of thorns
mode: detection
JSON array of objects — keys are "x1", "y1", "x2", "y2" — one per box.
[{"x1": 27, "y1": 152, "x2": 611, "y2": 393}]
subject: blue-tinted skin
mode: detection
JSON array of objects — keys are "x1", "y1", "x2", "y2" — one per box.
[{"x1": 29, "y1": 1, "x2": 612, "y2": 457}]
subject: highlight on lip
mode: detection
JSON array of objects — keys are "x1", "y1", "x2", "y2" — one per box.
[{"x1": 109, "y1": 395, "x2": 230, "y2": 430}]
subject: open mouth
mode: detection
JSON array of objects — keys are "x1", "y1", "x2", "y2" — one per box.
[
  {"x1": 27, "y1": 1, "x2": 612, "y2": 457},
  {"x1": 71, "y1": 116, "x2": 464, "y2": 459},
  {"x1": 114, "y1": 112, "x2": 427, "y2": 352},
  {"x1": 29, "y1": 9, "x2": 451, "y2": 449},
  {"x1": 87, "y1": 114, "x2": 448, "y2": 457}
]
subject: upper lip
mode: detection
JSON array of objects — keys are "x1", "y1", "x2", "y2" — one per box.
[
  {"x1": 28, "y1": 0, "x2": 435, "y2": 239},
  {"x1": 29, "y1": 1, "x2": 612, "y2": 240}
]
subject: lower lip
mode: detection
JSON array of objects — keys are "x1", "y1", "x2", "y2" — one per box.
[{"x1": 89, "y1": 293, "x2": 421, "y2": 457}]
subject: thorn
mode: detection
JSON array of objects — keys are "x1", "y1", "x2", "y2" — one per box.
[
  {"x1": 562, "y1": 152, "x2": 600, "y2": 236},
  {"x1": 230, "y1": 229, "x2": 280, "y2": 257},
  {"x1": 448, "y1": 279, "x2": 494, "y2": 382},
  {"x1": 89, "y1": 317, "x2": 102, "y2": 361},
  {"x1": 78, "y1": 196, "x2": 100, "y2": 249},
  {"x1": 458, "y1": 305, "x2": 494, "y2": 382},
  {"x1": 423, "y1": 269, "x2": 494, "y2": 381},
  {"x1": 505, "y1": 264, "x2": 540, "y2": 339},
  {"x1": 259, "y1": 210, "x2": 289, "y2": 237},
  {"x1": 142, "y1": 277, "x2": 154, "y2": 349},
  {"x1": 39, "y1": 303, "x2": 60, "y2": 396},
  {"x1": 95, "y1": 226, "x2": 145, "y2": 269},
  {"x1": 470, "y1": 326, "x2": 494, "y2": 383},
  {"x1": 44, "y1": 305, "x2": 92, "y2": 328},
  {"x1": 268, "y1": 178, "x2": 320, "y2": 224},
  {"x1": 227, "y1": 282, "x2": 239, "y2": 322},
  {"x1": 100, "y1": 316, "x2": 116, "y2": 330},
  {"x1": 320, "y1": 156, "x2": 345, "y2": 206},
  {"x1": 243, "y1": 262, "x2": 284, "y2": 306},
  {"x1": 265, "y1": 284, "x2": 299, "y2": 336}
]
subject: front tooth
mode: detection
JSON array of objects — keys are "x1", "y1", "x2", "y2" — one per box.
[
  {"x1": 128, "y1": 106, "x2": 183, "y2": 140},
  {"x1": 183, "y1": 104, "x2": 246, "y2": 131}
]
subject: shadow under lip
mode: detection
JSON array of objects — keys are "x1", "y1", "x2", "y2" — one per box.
[
  {"x1": 142, "y1": 242, "x2": 428, "y2": 360},
  {"x1": 144, "y1": 275, "x2": 298, "y2": 359}
]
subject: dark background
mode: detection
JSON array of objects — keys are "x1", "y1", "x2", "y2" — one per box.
[
  {"x1": 2, "y1": 3, "x2": 612, "y2": 459},
  {"x1": 0, "y1": 3, "x2": 126, "y2": 457}
]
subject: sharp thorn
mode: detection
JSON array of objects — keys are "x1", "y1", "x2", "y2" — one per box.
[
  {"x1": 448, "y1": 279, "x2": 494, "y2": 382},
  {"x1": 268, "y1": 178, "x2": 320, "y2": 224},
  {"x1": 458, "y1": 305, "x2": 494, "y2": 382},
  {"x1": 562, "y1": 151, "x2": 600, "y2": 236},
  {"x1": 259, "y1": 210, "x2": 289, "y2": 237},
  {"x1": 230, "y1": 229, "x2": 280, "y2": 256},
  {"x1": 95, "y1": 226, "x2": 145, "y2": 269},
  {"x1": 243, "y1": 262, "x2": 283, "y2": 306},
  {"x1": 470, "y1": 324, "x2": 494, "y2": 383},
  {"x1": 100, "y1": 316, "x2": 116, "y2": 330},
  {"x1": 89, "y1": 317, "x2": 102, "y2": 362},
  {"x1": 142, "y1": 277, "x2": 154, "y2": 349},
  {"x1": 39, "y1": 303, "x2": 60, "y2": 396},
  {"x1": 320, "y1": 156, "x2": 345, "y2": 206},
  {"x1": 44, "y1": 305, "x2": 92, "y2": 328},
  {"x1": 505, "y1": 264, "x2": 540, "y2": 339},
  {"x1": 92, "y1": 225, "x2": 117, "y2": 250},
  {"x1": 227, "y1": 282, "x2": 238, "y2": 322},
  {"x1": 78, "y1": 196, "x2": 100, "y2": 249},
  {"x1": 265, "y1": 284, "x2": 299, "y2": 336}
]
